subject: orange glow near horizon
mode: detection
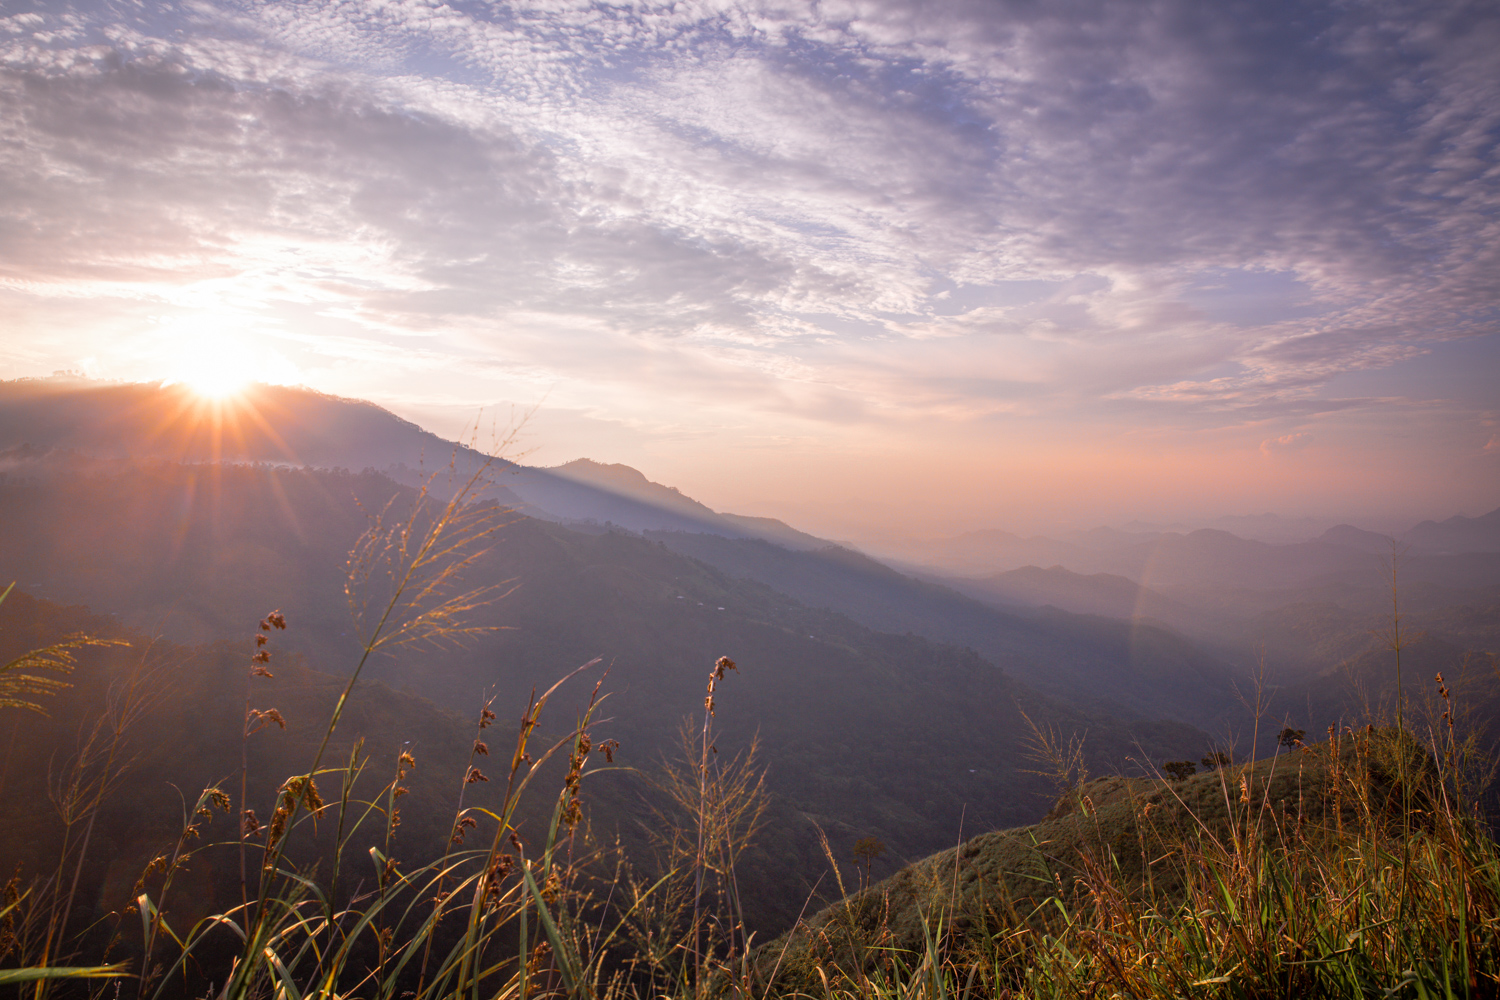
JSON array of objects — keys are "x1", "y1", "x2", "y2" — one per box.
[{"x1": 115, "y1": 378, "x2": 307, "y2": 474}]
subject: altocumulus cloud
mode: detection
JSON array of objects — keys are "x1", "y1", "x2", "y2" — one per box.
[
  {"x1": 0, "y1": 0, "x2": 1497, "y2": 434},
  {"x1": 1261, "y1": 432, "x2": 1313, "y2": 456}
]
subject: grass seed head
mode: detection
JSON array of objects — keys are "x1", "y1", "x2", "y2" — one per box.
[
  {"x1": 248, "y1": 707, "x2": 286, "y2": 729},
  {"x1": 200, "y1": 785, "x2": 230, "y2": 816},
  {"x1": 451, "y1": 815, "x2": 478, "y2": 844}
]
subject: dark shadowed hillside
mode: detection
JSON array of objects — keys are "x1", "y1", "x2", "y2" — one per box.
[
  {"x1": 645, "y1": 531, "x2": 1242, "y2": 727},
  {"x1": 0, "y1": 457, "x2": 1211, "y2": 934}
]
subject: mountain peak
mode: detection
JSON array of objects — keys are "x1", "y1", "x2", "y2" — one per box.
[
  {"x1": 1403, "y1": 506, "x2": 1500, "y2": 554},
  {"x1": 1318, "y1": 524, "x2": 1393, "y2": 553},
  {"x1": 551, "y1": 458, "x2": 659, "y2": 490}
]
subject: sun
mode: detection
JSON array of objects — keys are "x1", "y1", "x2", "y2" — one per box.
[{"x1": 172, "y1": 335, "x2": 256, "y2": 399}]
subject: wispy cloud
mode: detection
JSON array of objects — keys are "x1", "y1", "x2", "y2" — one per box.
[
  {"x1": 0, "y1": 0, "x2": 1496, "y2": 522},
  {"x1": 1261, "y1": 432, "x2": 1313, "y2": 455}
]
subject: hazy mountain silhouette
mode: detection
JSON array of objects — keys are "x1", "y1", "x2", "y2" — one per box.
[
  {"x1": 912, "y1": 542, "x2": 1499, "y2": 690},
  {"x1": 1268, "y1": 630, "x2": 1499, "y2": 744},
  {"x1": 873, "y1": 529, "x2": 1094, "y2": 576},
  {"x1": 5, "y1": 374, "x2": 1491, "y2": 747},
  {"x1": 950, "y1": 565, "x2": 1203, "y2": 627},
  {"x1": 4, "y1": 377, "x2": 1497, "y2": 940},
  {"x1": 642, "y1": 532, "x2": 1241, "y2": 727},
  {"x1": 503, "y1": 458, "x2": 825, "y2": 545},
  {"x1": 883, "y1": 522, "x2": 1500, "y2": 596},
  {"x1": 1109, "y1": 529, "x2": 1378, "y2": 588},
  {"x1": 0, "y1": 377, "x2": 1257, "y2": 731},
  {"x1": 1404, "y1": 507, "x2": 1500, "y2": 554},
  {"x1": 0, "y1": 377, "x2": 824, "y2": 551},
  {"x1": 0, "y1": 375, "x2": 457, "y2": 469},
  {"x1": 0, "y1": 456, "x2": 1210, "y2": 926},
  {"x1": 1317, "y1": 524, "x2": 1396, "y2": 553}
]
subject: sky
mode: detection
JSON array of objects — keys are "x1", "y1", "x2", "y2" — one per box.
[{"x1": 1, "y1": 0, "x2": 1497, "y2": 538}]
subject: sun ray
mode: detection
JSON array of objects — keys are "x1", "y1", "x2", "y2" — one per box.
[{"x1": 171, "y1": 334, "x2": 257, "y2": 401}]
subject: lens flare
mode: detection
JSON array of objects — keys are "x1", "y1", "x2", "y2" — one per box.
[{"x1": 172, "y1": 335, "x2": 256, "y2": 399}]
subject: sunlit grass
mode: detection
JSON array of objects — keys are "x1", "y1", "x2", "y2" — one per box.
[{"x1": 2, "y1": 461, "x2": 1498, "y2": 1000}]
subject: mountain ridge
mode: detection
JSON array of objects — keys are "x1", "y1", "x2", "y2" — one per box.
[{"x1": 0, "y1": 377, "x2": 824, "y2": 551}]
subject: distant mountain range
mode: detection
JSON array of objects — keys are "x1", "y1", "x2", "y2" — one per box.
[
  {"x1": 874, "y1": 520, "x2": 1500, "y2": 596},
  {"x1": 1404, "y1": 508, "x2": 1500, "y2": 554},
  {"x1": 949, "y1": 565, "x2": 1205, "y2": 626},
  {"x1": 3, "y1": 375, "x2": 1495, "y2": 689},
  {"x1": 5, "y1": 376, "x2": 1494, "y2": 577},
  {"x1": 2, "y1": 374, "x2": 1497, "y2": 937},
  {"x1": 0, "y1": 391, "x2": 1216, "y2": 929},
  {"x1": 641, "y1": 532, "x2": 1244, "y2": 726},
  {"x1": 505, "y1": 458, "x2": 828, "y2": 548}
]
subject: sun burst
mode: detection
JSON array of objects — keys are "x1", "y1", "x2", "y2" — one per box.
[{"x1": 173, "y1": 335, "x2": 256, "y2": 400}]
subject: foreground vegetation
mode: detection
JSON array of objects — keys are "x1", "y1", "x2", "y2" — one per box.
[
  {"x1": 3, "y1": 461, "x2": 1499, "y2": 999},
  {"x1": 762, "y1": 720, "x2": 1500, "y2": 999}
]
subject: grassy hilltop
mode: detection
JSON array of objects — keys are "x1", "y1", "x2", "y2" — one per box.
[
  {"x1": 758, "y1": 734, "x2": 1491, "y2": 997},
  {"x1": 0, "y1": 430, "x2": 1497, "y2": 997}
]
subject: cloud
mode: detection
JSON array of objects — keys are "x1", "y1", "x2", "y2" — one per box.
[
  {"x1": 1261, "y1": 432, "x2": 1314, "y2": 455},
  {"x1": 0, "y1": 0, "x2": 1496, "y2": 441}
]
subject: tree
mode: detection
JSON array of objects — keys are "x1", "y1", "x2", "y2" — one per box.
[
  {"x1": 1162, "y1": 760, "x2": 1197, "y2": 781},
  {"x1": 852, "y1": 836, "x2": 886, "y2": 891},
  {"x1": 1277, "y1": 727, "x2": 1306, "y2": 752},
  {"x1": 1200, "y1": 750, "x2": 1232, "y2": 771}
]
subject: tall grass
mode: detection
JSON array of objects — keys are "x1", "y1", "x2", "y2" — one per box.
[
  {"x1": 5, "y1": 480, "x2": 1500, "y2": 999},
  {"x1": 0, "y1": 584, "x2": 148, "y2": 996},
  {"x1": 762, "y1": 699, "x2": 1500, "y2": 999},
  {"x1": 739, "y1": 543, "x2": 1500, "y2": 1000},
  {"x1": 0, "y1": 436, "x2": 777, "y2": 1000}
]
